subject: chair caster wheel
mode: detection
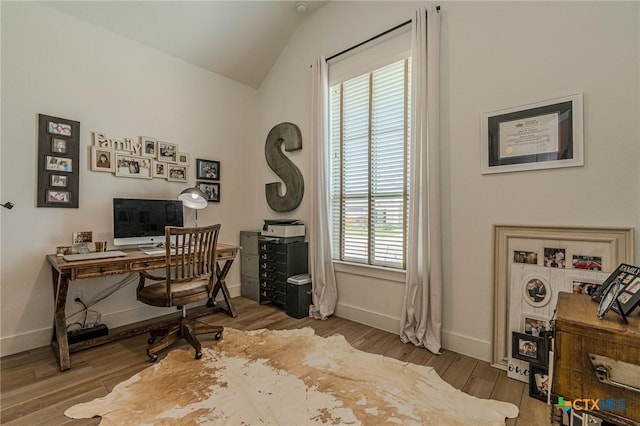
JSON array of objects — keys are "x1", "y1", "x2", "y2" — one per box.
[
  {"x1": 206, "y1": 298, "x2": 216, "y2": 308},
  {"x1": 195, "y1": 350, "x2": 202, "y2": 360},
  {"x1": 214, "y1": 332, "x2": 223, "y2": 340},
  {"x1": 148, "y1": 336, "x2": 156, "y2": 344},
  {"x1": 148, "y1": 353, "x2": 158, "y2": 362}
]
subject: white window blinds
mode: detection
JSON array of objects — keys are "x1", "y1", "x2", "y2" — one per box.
[{"x1": 329, "y1": 58, "x2": 411, "y2": 269}]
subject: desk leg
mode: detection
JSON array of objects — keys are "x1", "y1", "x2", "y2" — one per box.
[
  {"x1": 208, "y1": 259, "x2": 237, "y2": 317},
  {"x1": 50, "y1": 268, "x2": 71, "y2": 371}
]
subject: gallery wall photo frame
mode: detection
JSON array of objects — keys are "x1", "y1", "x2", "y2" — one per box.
[
  {"x1": 492, "y1": 225, "x2": 634, "y2": 371},
  {"x1": 196, "y1": 181, "x2": 220, "y2": 203},
  {"x1": 480, "y1": 93, "x2": 584, "y2": 174},
  {"x1": 196, "y1": 159, "x2": 220, "y2": 181},
  {"x1": 37, "y1": 114, "x2": 80, "y2": 208}
]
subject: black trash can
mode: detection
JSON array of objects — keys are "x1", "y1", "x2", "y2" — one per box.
[{"x1": 286, "y1": 273, "x2": 312, "y2": 319}]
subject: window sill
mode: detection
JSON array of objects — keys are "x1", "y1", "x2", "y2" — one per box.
[{"x1": 333, "y1": 260, "x2": 406, "y2": 284}]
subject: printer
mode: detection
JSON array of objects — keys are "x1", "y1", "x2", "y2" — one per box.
[{"x1": 261, "y1": 219, "x2": 305, "y2": 238}]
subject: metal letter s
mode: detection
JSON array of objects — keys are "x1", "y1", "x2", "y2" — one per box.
[{"x1": 264, "y1": 122, "x2": 304, "y2": 212}]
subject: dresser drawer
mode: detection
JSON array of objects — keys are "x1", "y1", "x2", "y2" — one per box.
[
  {"x1": 129, "y1": 259, "x2": 166, "y2": 272},
  {"x1": 241, "y1": 254, "x2": 258, "y2": 278},
  {"x1": 72, "y1": 263, "x2": 129, "y2": 279}
]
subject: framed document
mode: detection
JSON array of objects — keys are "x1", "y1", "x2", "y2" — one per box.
[{"x1": 481, "y1": 93, "x2": 583, "y2": 174}]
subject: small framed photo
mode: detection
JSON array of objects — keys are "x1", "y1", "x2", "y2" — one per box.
[
  {"x1": 529, "y1": 364, "x2": 549, "y2": 402},
  {"x1": 522, "y1": 276, "x2": 551, "y2": 307},
  {"x1": 140, "y1": 136, "x2": 157, "y2": 158},
  {"x1": 572, "y1": 255, "x2": 602, "y2": 271},
  {"x1": 514, "y1": 250, "x2": 537, "y2": 264},
  {"x1": 47, "y1": 121, "x2": 72, "y2": 137},
  {"x1": 177, "y1": 152, "x2": 190, "y2": 166},
  {"x1": 196, "y1": 159, "x2": 220, "y2": 181},
  {"x1": 571, "y1": 279, "x2": 602, "y2": 297},
  {"x1": 46, "y1": 155, "x2": 72, "y2": 172},
  {"x1": 115, "y1": 153, "x2": 152, "y2": 179},
  {"x1": 543, "y1": 248, "x2": 566, "y2": 268},
  {"x1": 152, "y1": 160, "x2": 168, "y2": 178},
  {"x1": 167, "y1": 165, "x2": 188, "y2": 182},
  {"x1": 47, "y1": 190, "x2": 71, "y2": 204},
  {"x1": 72, "y1": 231, "x2": 93, "y2": 244},
  {"x1": 512, "y1": 331, "x2": 546, "y2": 365},
  {"x1": 91, "y1": 146, "x2": 115, "y2": 172},
  {"x1": 196, "y1": 181, "x2": 220, "y2": 202},
  {"x1": 50, "y1": 174, "x2": 68, "y2": 187},
  {"x1": 157, "y1": 141, "x2": 178, "y2": 163},
  {"x1": 51, "y1": 138, "x2": 67, "y2": 154},
  {"x1": 522, "y1": 315, "x2": 548, "y2": 337}
]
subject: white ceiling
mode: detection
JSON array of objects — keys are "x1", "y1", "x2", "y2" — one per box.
[{"x1": 44, "y1": 1, "x2": 327, "y2": 89}]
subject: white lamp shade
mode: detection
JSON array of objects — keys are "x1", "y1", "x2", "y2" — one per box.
[{"x1": 178, "y1": 187, "x2": 207, "y2": 209}]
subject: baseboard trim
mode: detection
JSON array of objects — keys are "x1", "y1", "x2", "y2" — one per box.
[
  {"x1": 334, "y1": 302, "x2": 491, "y2": 362},
  {"x1": 441, "y1": 329, "x2": 492, "y2": 363},
  {"x1": 0, "y1": 283, "x2": 242, "y2": 357}
]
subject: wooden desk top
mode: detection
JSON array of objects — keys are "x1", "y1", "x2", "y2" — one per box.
[{"x1": 47, "y1": 244, "x2": 240, "y2": 274}]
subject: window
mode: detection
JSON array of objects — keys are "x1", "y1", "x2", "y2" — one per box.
[{"x1": 329, "y1": 58, "x2": 411, "y2": 269}]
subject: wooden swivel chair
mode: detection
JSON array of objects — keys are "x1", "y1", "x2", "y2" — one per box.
[{"x1": 137, "y1": 224, "x2": 223, "y2": 362}]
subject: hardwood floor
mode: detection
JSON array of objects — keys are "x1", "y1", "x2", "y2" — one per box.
[{"x1": 1, "y1": 297, "x2": 550, "y2": 425}]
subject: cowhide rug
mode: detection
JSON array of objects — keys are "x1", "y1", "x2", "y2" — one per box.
[{"x1": 65, "y1": 328, "x2": 518, "y2": 425}]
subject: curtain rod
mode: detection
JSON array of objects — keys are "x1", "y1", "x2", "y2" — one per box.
[{"x1": 325, "y1": 6, "x2": 440, "y2": 63}]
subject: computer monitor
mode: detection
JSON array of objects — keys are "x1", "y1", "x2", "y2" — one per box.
[{"x1": 112, "y1": 198, "x2": 184, "y2": 247}]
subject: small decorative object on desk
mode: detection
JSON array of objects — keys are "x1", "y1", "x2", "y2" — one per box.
[{"x1": 594, "y1": 263, "x2": 640, "y2": 321}]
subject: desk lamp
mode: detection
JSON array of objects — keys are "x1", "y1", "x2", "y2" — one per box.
[{"x1": 178, "y1": 187, "x2": 207, "y2": 227}]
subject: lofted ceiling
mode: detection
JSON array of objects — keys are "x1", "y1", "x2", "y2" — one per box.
[{"x1": 44, "y1": 1, "x2": 327, "y2": 89}]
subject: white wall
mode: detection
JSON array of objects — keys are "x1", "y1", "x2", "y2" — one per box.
[
  {"x1": 256, "y1": 1, "x2": 640, "y2": 361},
  {"x1": 0, "y1": 2, "x2": 259, "y2": 356}
]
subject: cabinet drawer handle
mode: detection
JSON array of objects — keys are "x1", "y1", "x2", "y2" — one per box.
[
  {"x1": 589, "y1": 354, "x2": 640, "y2": 394},
  {"x1": 594, "y1": 366, "x2": 640, "y2": 393}
]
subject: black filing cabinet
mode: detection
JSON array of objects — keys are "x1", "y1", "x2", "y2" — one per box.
[
  {"x1": 240, "y1": 230, "x2": 260, "y2": 302},
  {"x1": 258, "y1": 238, "x2": 308, "y2": 307}
]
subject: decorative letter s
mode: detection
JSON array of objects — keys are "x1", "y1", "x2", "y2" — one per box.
[{"x1": 264, "y1": 122, "x2": 304, "y2": 212}]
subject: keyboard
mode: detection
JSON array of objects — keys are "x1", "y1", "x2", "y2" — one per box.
[
  {"x1": 142, "y1": 249, "x2": 166, "y2": 255},
  {"x1": 63, "y1": 251, "x2": 127, "y2": 262}
]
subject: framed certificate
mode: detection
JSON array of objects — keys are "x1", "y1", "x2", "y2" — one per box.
[{"x1": 481, "y1": 93, "x2": 583, "y2": 174}]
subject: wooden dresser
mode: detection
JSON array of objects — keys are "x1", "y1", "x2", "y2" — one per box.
[{"x1": 553, "y1": 292, "x2": 640, "y2": 424}]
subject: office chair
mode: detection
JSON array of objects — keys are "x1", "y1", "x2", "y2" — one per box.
[{"x1": 137, "y1": 224, "x2": 223, "y2": 361}]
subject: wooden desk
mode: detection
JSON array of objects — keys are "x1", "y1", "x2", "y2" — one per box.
[
  {"x1": 46, "y1": 244, "x2": 239, "y2": 371},
  {"x1": 553, "y1": 292, "x2": 640, "y2": 425}
]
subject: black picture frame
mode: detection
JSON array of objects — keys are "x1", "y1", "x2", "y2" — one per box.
[
  {"x1": 38, "y1": 114, "x2": 80, "y2": 208},
  {"x1": 481, "y1": 93, "x2": 583, "y2": 174},
  {"x1": 512, "y1": 331, "x2": 546, "y2": 366},
  {"x1": 196, "y1": 181, "x2": 220, "y2": 203},
  {"x1": 594, "y1": 263, "x2": 640, "y2": 320},
  {"x1": 529, "y1": 364, "x2": 549, "y2": 402},
  {"x1": 196, "y1": 158, "x2": 220, "y2": 181}
]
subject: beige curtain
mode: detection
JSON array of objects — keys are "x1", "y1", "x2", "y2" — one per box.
[
  {"x1": 309, "y1": 56, "x2": 338, "y2": 320},
  {"x1": 400, "y1": 5, "x2": 442, "y2": 354}
]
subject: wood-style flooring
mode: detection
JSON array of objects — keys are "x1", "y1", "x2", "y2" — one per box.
[{"x1": 1, "y1": 297, "x2": 550, "y2": 425}]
